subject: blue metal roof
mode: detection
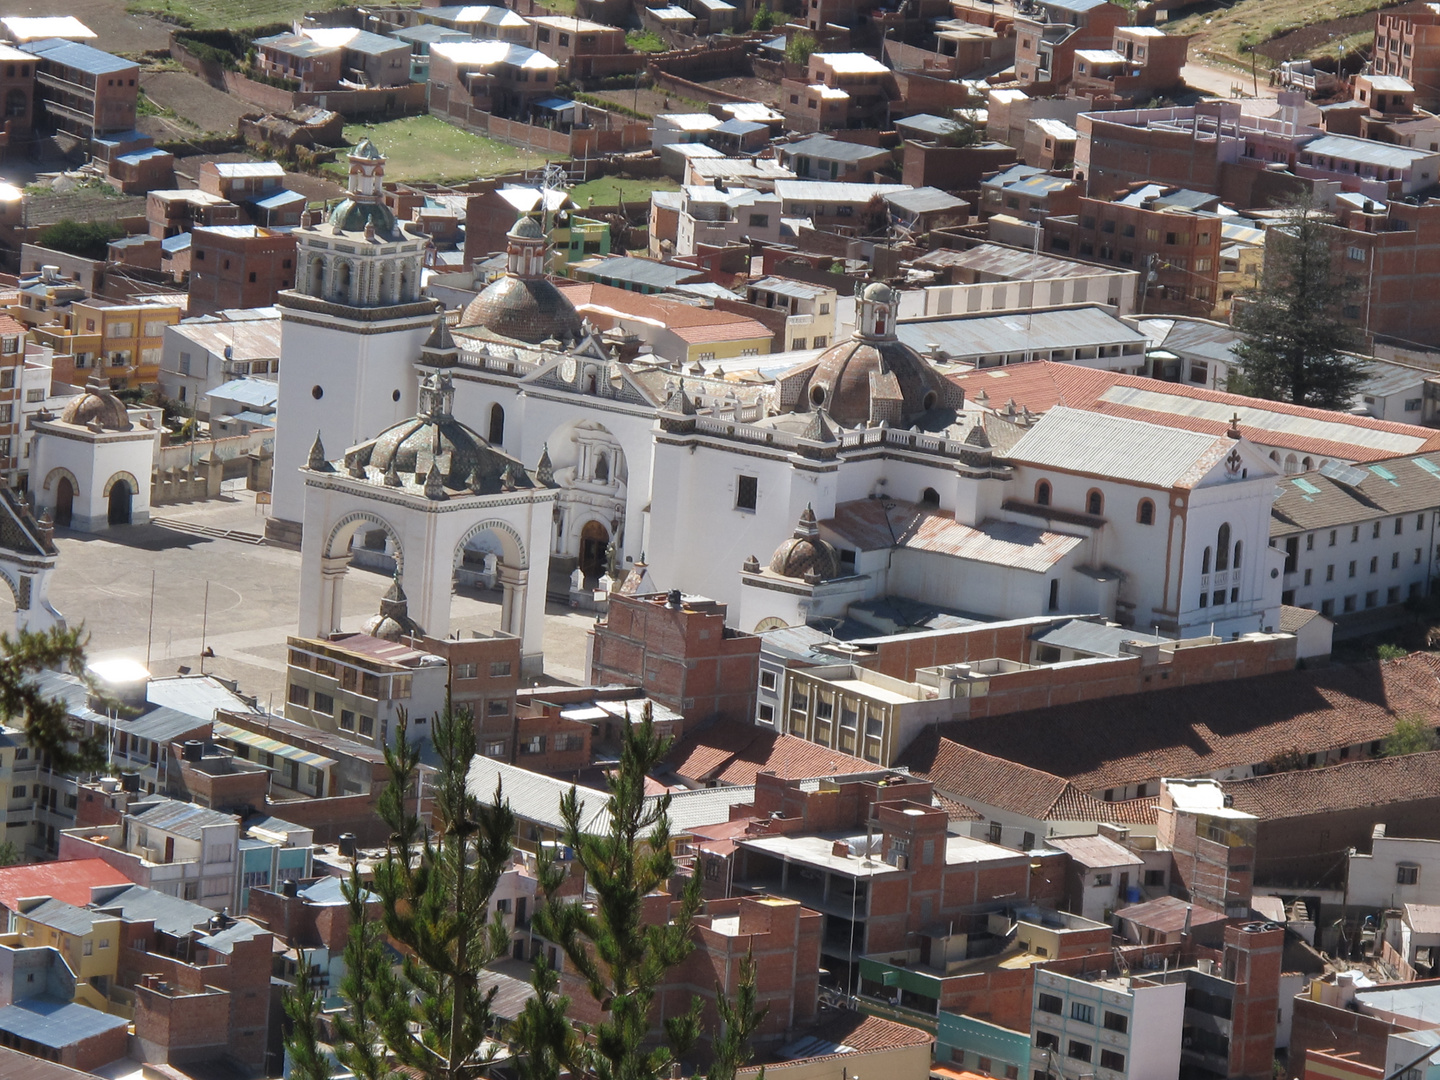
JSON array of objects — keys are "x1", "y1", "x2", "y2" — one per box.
[
  {"x1": 161, "y1": 233, "x2": 191, "y2": 253},
  {"x1": 21, "y1": 38, "x2": 135, "y2": 75},
  {"x1": 206, "y1": 378, "x2": 279, "y2": 409},
  {"x1": 0, "y1": 998, "x2": 129, "y2": 1047},
  {"x1": 252, "y1": 189, "x2": 305, "y2": 209}
]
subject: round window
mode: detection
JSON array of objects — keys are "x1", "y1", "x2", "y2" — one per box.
[
  {"x1": 393, "y1": 389, "x2": 401, "y2": 402},
  {"x1": 810, "y1": 385, "x2": 826, "y2": 406},
  {"x1": 311, "y1": 385, "x2": 323, "y2": 400}
]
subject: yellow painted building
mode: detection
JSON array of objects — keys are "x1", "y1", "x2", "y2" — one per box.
[
  {"x1": 29, "y1": 299, "x2": 180, "y2": 389},
  {"x1": 12, "y1": 898, "x2": 122, "y2": 1012}
]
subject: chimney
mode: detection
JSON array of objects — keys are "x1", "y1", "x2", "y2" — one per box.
[
  {"x1": 666, "y1": 589, "x2": 683, "y2": 609},
  {"x1": 338, "y1": 832, "x2": 357, "y2": 858}
]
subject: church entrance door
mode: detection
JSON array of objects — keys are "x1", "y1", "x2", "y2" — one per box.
[
  {"x1": 579, "y1": 520, "x2": 609, "y2": 582},
  {"x1": 55, "y1": 478, "x2": 73, "y2": 528}
]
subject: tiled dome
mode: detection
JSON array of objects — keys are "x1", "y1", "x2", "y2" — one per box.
[
  {"x1": 769, "y1": 505, "x2": 841, "y2": 581},
  {"x1": 60, "y1": 374, "x2": 131, "y2": 431},
  {"x1": 460, "y1": 275, "x2": 583, "y2": 345}
]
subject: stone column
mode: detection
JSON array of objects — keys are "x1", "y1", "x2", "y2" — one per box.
[{"x1": 319, "y1": 555, "x2": 350, "y2": 635}]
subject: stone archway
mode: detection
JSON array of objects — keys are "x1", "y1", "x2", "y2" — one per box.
[
  {"x1": 452, "y1": 518, "x2": 532, "y2": 649},
  {"x1": 311, "y1": 511, "x2": 407, "y2": 635}
]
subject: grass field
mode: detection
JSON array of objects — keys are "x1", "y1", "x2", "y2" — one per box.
[
  {"x1": 569, "y1": 175, "x2": 680, "y2": 206},
  {"x1": 125, "y1": 0, "x2": 366, "y2": 29},
  {"x1": 1171, "y1": 0, "x2": 1386, "y2": 70},
  {"x1": 326, "y1": 116, "x2": 550, "y2": 185}
]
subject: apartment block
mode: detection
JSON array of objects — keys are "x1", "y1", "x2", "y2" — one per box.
[
  {"x1": 49, "y1": 299, "x2": 180, "y2": 389},
  {"x1": 526, "y1": 15, "x2": 632, "y2": 79},
  {"x1": 745, "y1": 276, "x2": 837, "y2": 351},
  {"x1": 427, "y1": 40, "x2": 561, "y2": 118},
  {"x1": 1155, "y1": 779, "x2": 1257, "y2": 917},
  {"x1": 1043, "y1": 185, "x2": 1226, "y2": 317},
  {"x1": 1013, "y1": 0, "x2": 1129, "y2": 94},
  {"x1": 1030, "y1": 966, "x2": 1185, "y2": 1080},
  {"x1": 1374, "y1": 6, "x2": 1440, "y2": 110},
  {"x1": 0, "y1": 45, "x2": 37, "y2": 147},
  {"x1": 284, "y1": 632, "x2": 449, "y2": 750},
  {"x1": 781, "y1": 53, "x2": 893, "y2": 132},
  {"x1": 188, "y1": 226, "x2": 297, "y2": 317},
  {"x1": 22, "y1": 39, "x2": 137, "y2": 141}
]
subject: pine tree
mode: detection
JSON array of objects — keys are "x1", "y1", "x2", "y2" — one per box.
[
  {"x1": 1232, "y1": 192, "x2": 1366, "y2": 409},
  {"x1": 707, "y1": 953, "x2": 768, "y2": 1080},
  {"x1": 511, "y1": 955, "x2": 578, "y2": 1080},
  {"x1": 0, "y1": 626, "x2": 105, "y2": 773},
  {"x1": 532, "y1": 702, "x2": 705, "y2": 1080},
  {"x1": 332, "y1": 863, "x2": 401, "y2": 1080},
  {"x1": 370, "y1": 701, "x2": 518, "y2": 1080},
  {"x1": 284, "y1": 952, "x2": 332, "y2": 1080}
]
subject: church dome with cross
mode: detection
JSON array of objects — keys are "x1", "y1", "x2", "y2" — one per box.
[
  {"x1": 768, "y1": 504, "x2": 842, "y2": 581},
  {"x1": 460, "y1": 214, "x2": 583, "y2": 345},
  {"x1": 798, "y1": 282, "x2": 957, "y2": 429}
]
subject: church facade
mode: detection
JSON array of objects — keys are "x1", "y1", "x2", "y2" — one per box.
[{"x1": 274, "y1": 151, "x2": 1287, "y2": 675}]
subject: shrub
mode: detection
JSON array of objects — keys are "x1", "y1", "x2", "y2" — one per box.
[
  {"x1": 1382, "y1": 712, "x2": 1440, "y2": 756},
  {"x1": 752, "y1": 4, "x2": 775, "y2": 31},
  {"x1": 36, "y1": 219, "x2": 125, "y2": 260},
  {"x1": 786, "y1": 32, "x2": 817, "y2": 65}
]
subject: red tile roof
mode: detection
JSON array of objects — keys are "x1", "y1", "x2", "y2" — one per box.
[
  {"x1": 896, "y1": 654, "x2": 1440, "y2": 791},
  {"x1": 665, "y1": 721, "x2": 875, "y2": 786},
  {"x1": 0, "y1": 858, "x2": 133, "y2": 914},
  {"x1": 951, "y1": 361, "x2": 1440, "y2": 463},
  {"x1": 1220, "y1": 749, "x2": 1440, "y2": 819},
  {"x1": 921, "y1": 739, "x2": 1158, "y2": 825},
  {"x1": 741, "y1": 1012, "x2": 933, "y2": 1072}
]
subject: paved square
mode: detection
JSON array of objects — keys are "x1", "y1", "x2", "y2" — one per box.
[{"x1": 36, "y1": 486, "x2": 598, "y2": 703}]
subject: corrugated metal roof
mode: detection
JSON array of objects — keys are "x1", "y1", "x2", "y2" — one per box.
[
  {"x1": 1047, "y1": 833, "x2": 1143, "y2": 867},
  {"x1": 196, "y1": 917, "x2": 268, "y2": 954},
  {"x1": 129, "y1": 798, "x2": 237, "y2": 840},
  {"x1": 886, "y1": 186, "x2": 967, "y2": 214},
  {"x1": 0, "y1": 860, "x2": 132, "y2": 915},
  {"x1": 824, "y1": 498, "x2": 1084, "y2": 571},
  {"x1": 1098, "y1": 382, "x2": 1430, "y2": 456},
  {"x1": 18, "y1": 898, "x2": 111, "y2": 936},
  {"x1": 780, "y1": 134, "x2": 889, "y2": 164},
  {"x1": 774, "y1": 180, "x2": 909, "y2": 204},
  {"x1": 896, "y1": 305, "x2": 1144, "y2": 359},
  {"x1": 1007, "y1": 404, "x2": 1234, "y2": 489},
  {"x1": 912, "y1": 243, "x2": 1098, "y2": 280},
  {"x1": 0, "y1": 1044, "x2": 104, "y2": 1080},
  {"x1": 89, "y1": 883, "x2": 215, "y2": 935},
  {"x1": 205, "y1": 378, "x2": 279, "y2": 409},
  {"x1": 896, "y1": 113, "x2": 961, "y2": 138},
  {"x1": 21, "y1": 38, "x2": 133, "y2": 74},
  {"x1": 750, "y1": 275, "x2": 830, "y2": 300},
  {"x1": 0, "y1": 998, "x2": 128, "y2": 1047},
  {"x1": 1032, "y1": 618, "x2": 1145, "y2": 656},
  {"x1": 1300, "y1": 133, "x2": 1432, "y2": 170}
]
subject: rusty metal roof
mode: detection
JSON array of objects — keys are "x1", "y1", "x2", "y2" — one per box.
[{"x1": 823, "y1": 498, "x2": 1083, "y2": 572}]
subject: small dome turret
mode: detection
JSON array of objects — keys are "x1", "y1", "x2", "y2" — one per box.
[
  {"x1": 60, "y1": 374, "x2": 131, "y2": 431},
  {"x1": 768, "y1": 505, "x2": 841, "y2": 581}
]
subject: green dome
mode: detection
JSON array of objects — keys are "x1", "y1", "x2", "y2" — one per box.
[{"x1": 330, "y1": 197, "x2": 399, "y2": 239}]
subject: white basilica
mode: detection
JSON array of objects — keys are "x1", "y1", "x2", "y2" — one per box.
[{"x1": 275, "y1": 143, "x2": 1288, "y2": 678}]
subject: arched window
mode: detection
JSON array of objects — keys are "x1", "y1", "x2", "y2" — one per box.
[
  {"x1": 594, "y1": 452, "x2": 609, "y2": 483},
  {"x1": 921, "y1": 487, "x2": 940, "y2": 506},
  {"x1": 1035, "y1": 480, "x2": 1051, "y2": 506},
  {"x1": 488, "y1": 403, "x2": 505, "y2": 446},
  {"x1": 1215, "y1": 523, "x2": 1232, "y2": 571},
  {"x1": 1137, "y1": 499, "x2": 1155, "y2": 526},
  {"x1": 1302, "y1": 456, "x2": 1314, "y2": 472},
  {"x1": 1086, "y1": 489, "x2": 1104, "y2": 516},
  {"x1": 309, "y1": 255, "x2": 325, "y2": 295},
  {"x1": 1233, "y1": 540, "x2": 1243, "y2": 569},
  {"x1": 1202, "y1": 547, "x2": 1212, "y2": 575},
  {"x1": 1284, "y1": 453, "x2": 1299, "y2": 475},
  {"x1": 334, "y1": 261, "x2": 352, "y2": 303}
]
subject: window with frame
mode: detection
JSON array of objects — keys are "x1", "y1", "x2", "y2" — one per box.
[
  {"x1": 521, "y1": 735, "x2": 546, "y2": 755},
  {"x1": 1100, "y1": 1050, "x2": 1125, "y2": 1072},
  {"x1": 1071, "y1": 1002, "x2": 1094, "y2": 1023},
  {"x1": 490, "y1": 661, "x2": 512, "y2": 677},
  {"x1": 340, "y1": 710, "x2": 356, "y2": 731},
  {"x1": 1103, "y1": 1011, "x2": 1128, "y2": 1033},
  {"x1": 487, "y1": 699, "x2": 509, "y2": 716},
  {"x1": 1036, "y1": 1032, "x2": 1059, "y2": 1052},
  {"x1": 484, "y1": 740, "x2": 505, "y2": 758},
  {"x1": 1037, "y1": 993, "x2": 1063, "y2": 1015},
  {"x1": 1398, "y1": 864, "x2": 1420, "y2": 884},
  {"x1": 286, "y1": 684, "x2": 309, "y2": 707},
  {"x1": 1067, "y1": 1042, "x2": 1092, "y2": 1063},
  {"x1": 454, "y1": 662, "x2": 478, "y2": 680},
  {"x1": 736, "y1": 474, "x2": 758, "y2": 511},
  {"x1": 313, "y1": 692, "x2": 334, "y2": 715}
]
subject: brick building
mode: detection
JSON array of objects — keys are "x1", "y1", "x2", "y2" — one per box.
[
  {"x1": 0, "y1": 44, "x2": 37, "y2": 151},
  {"x1": 1374, "y1": 6, "x2": 1440, "y2": 111},
  {"x1": 1013, "y1": 0, "x2": 1129, "y2": 94},
  {"x1": 525, "y1": 16, "x2": 634, "y2": 79},
  {"x1": 589, "y1": 592, "x2": 761, "y2": 727},
  {"x1": 188, "y1": 226, "x2": 297, "y2": 317},
  {"x1": 1043, "y1": 184, "x2": 1227, "y2": 316},
  {"x1": 781, "y1": 53, "x2": 893, "y2": 133},
  {"x1": 22, "y1": 39, "x2": 137, "y2": 142},
  {"x1": 1155, "y1": 778, "x2": 1256, "y2": 916}
]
